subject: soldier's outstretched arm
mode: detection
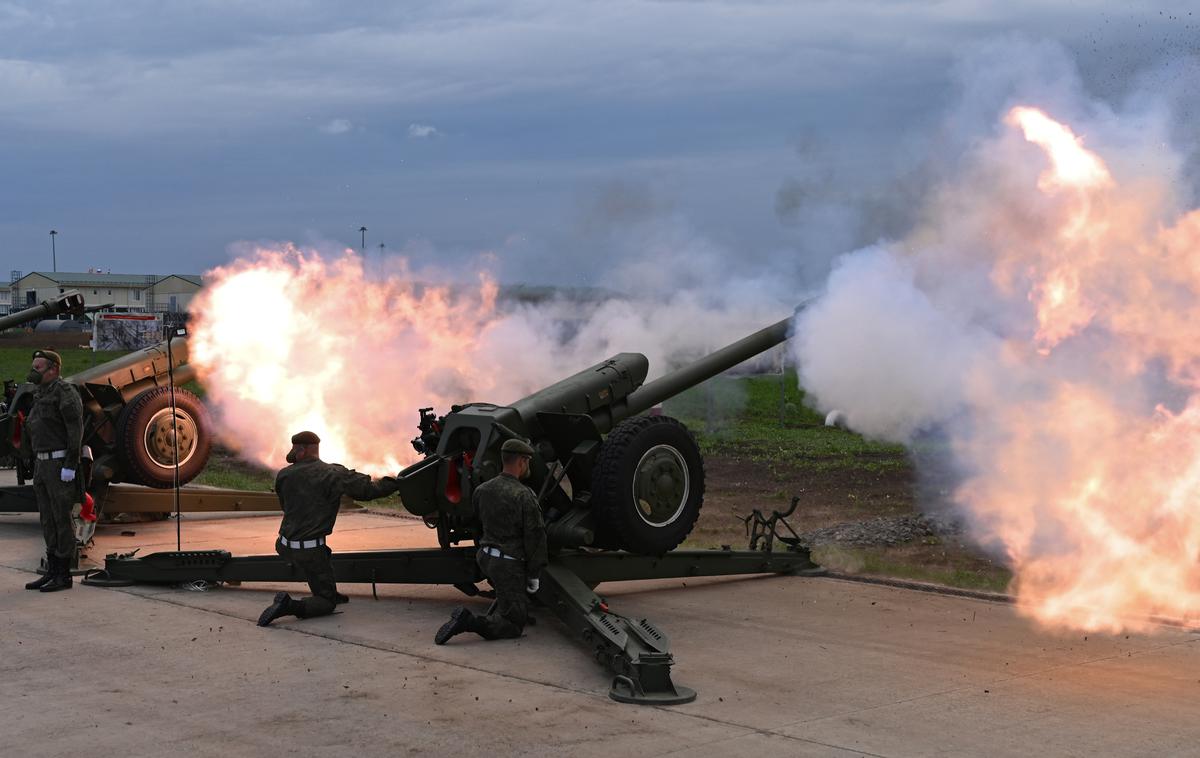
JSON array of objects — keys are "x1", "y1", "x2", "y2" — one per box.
[
  {"x1": 59, "y1": 385, "x2": 84, "y2": 469},
  {"x1": 337, "y1": 467, "x2": 400, "y2": 502}
]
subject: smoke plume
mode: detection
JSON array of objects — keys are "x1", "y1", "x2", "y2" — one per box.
[{"x1": 793, "y1": 39, "x2": 1200, "y2": 631}]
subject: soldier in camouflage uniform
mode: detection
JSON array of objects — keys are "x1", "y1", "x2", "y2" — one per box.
[
  {"x1": 23, "y1": 349, "x2": 84, "y2": 593},
  {"x1": 435, "y1": 438, "x2": 548, "y2": 644},
  {"x1": 258, "y1": 431, "x2": 400, "y2": 626}
]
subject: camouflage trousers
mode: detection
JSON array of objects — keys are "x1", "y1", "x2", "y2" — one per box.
[
  {"x1": 275, "y1": 541, "x2": 337, "y2": 618},
  {"x1": 34, "y1": 459, "x2": 77, "y2": 559},
  {"x1": 474, "y1": 550, "x2": 529, "y2": 640}
]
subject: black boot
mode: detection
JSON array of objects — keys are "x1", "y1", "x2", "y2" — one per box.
[
  {"x1": 258, "y1": 592, "x2": 299, "y2": 626},
  {"x1": 25, "y1": 553, "x2": 55, "y2": 591},
  {"x1": 39, "y1": 554, "x2": 73, "y2": 593},
  {"x1": 435, "y1": 606, "x2": 477, "y2": 645}
]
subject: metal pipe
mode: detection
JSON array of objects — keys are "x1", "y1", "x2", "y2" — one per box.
[{"x1": 619, "y1": 310, "x2": 799, "y2": 422}]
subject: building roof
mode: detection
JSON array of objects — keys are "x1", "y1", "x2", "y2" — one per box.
[
  {"x1": 13, "y1": 272, "x2": 203, "y2": 288},
  {"x1": 153, "y1": 274, "x2": 204, "y2": 287}
]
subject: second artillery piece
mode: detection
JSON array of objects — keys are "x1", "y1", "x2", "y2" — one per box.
[
  {"x1": 93, "y1": 307, "x2": 821, "y2": 704},
  {"x1": 0, "y1": 292, "x2": 213, "y2": 512}
]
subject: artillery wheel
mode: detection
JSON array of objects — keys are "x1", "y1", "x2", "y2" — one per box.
[
  {"x1": 592, "y1": 415, "x2": 704, "y2": 555},
  {"x1": 116, "y1": 387, "x2": 212, "y2": 488}
]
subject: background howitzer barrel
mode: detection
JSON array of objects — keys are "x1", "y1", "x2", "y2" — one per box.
[{"x1": 0, "y1": 291, "x2": 86, "y2": 332}]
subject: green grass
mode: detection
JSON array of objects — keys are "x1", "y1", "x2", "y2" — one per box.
[
  {"x1": 0, "y1": 346, "x2": 126, "y2": 382},
  {"x1": 813, "y1": 544, "x2": 1013, "y2": 593},
  {"x1": 193, "y1": 463, "x2": 275, "y2": 491},
  {"x1": 0, "y1": 344, "x2": 205, "y2": 397},
  {"x1": 662, "y1": 371, "x2": 909, "y2": 472}
]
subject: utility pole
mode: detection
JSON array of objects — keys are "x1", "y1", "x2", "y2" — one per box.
[
  {"x1": 49, "y1": 230, "x2": 57, "y2": 272},
  {"x1": 358, "y1": 226, "x2": 367, "y2": 250}
]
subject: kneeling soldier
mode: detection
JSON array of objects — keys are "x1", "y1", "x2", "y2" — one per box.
[
  {"x1": 435, "y1": 438, "x2": 547, "y2": 644},
  {"x1": 258, "y1": 431, "x2": 399, "y2": 626}
]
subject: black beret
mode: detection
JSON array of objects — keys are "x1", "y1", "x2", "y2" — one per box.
[
  {"x1": 291, "y1": 431, "x2": 321, "y2": 445},
  {"x1": 500, "y1": 438, "x2": 535, "y2": 456}
]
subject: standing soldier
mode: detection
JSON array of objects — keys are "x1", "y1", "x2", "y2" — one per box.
[
  {"x1": 258, "y1": 431, "x2": 400, "y2": 626},
  {"x1": 23, "y1": 349, "x2": 83, "y2": 593},
  {"x1": 435, "y1": 438, "x2": 547, "y2": 644}
]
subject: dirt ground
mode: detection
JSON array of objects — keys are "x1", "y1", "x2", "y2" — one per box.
[
  {"x1": 697, "y1": 454, "x2": 916, "y2": 538},
  {"x1": 694, "y1": 453, "x2": 1009, "y2": 591}
]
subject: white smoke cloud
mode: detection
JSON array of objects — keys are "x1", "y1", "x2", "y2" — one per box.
[
  {"x1": 319, "y1": 118, "x2": 353, "y2": 134},
  {"x1": 795, "y1": 246, "x2": 993, "y2": 442},
  {"x1": 792, "y1": 38, "x2": 1200, "y2": 630},
  {"x1": 407, "y1": 123, "x2": 441, "y2": 139}
]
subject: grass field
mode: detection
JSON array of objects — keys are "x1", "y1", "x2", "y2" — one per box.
[
  {"x1": 0, "y1": 343, "x2": 1008, "y2": 593},
  {"x1": 0, "y1": 345, "x2": 126, "y2": 383},
  {"x1": 662, "y1": 370, "x2": 909, "y2": 471}
]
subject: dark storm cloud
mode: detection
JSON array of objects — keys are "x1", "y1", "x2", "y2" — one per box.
[{"x1": 0, "y1": 1, "x2": 1194, "y2": 283}]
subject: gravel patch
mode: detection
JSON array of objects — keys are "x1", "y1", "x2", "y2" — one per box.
[{"x1": 799, "y1": 513, "x2": 962, "y2": 548}]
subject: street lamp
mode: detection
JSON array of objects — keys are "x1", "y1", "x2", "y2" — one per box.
[
  {"x1": 358, "y1": 226, "x2": 367, "y2": 250},
  {"x1": 49, "y1": 230, "x2": 57, "y2": 272}
]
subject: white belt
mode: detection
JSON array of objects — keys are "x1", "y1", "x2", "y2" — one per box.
[
  {"x1": 481, "y1": 546, "x2": 516, "y2": 560},
  {"x1": 35, "y1": 450, "x2": 67, "y2": 461},
  {"x1": 280, "y1": 535, "x2": 326, "y2": 549}
]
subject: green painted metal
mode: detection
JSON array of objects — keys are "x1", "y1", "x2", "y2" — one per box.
[{"x1": 396, "y1": 307, "x2": 803, "y2": 551}]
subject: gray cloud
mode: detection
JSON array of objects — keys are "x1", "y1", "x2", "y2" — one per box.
[
  {"x1": 2, "y1": 1, "x2": 1187, "y2": 139},
  {"x1": 319, "y1": 118, "x2": 353, "y2": 135},
  {"x1": 407, "y1": 123, "x2": 441, "y2": 139},
  {"x1": 1, "y1": 1, "x2": 1195, "y2": 278}
]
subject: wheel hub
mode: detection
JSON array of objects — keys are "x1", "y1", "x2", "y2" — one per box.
[
  {"x1": 143, "y1": 407, "x2": 198, "y2": 469},
  {"x1": 633, "y1": 444, "x2": 690, "y2": 527}
]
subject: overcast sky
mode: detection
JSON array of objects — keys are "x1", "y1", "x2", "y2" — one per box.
[{"x1": 2, "y1": 1, "x2": 1196, "y2": 288}]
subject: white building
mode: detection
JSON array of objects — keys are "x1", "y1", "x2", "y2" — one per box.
[{"x1": 9, "y1": 272, "x2": 204, "y2": 314}]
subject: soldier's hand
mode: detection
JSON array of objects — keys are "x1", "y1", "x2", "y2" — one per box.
[
  {"x1": 60, "y1": 468, "x2": 76, "y2": 483},
  {"x1": 526, "y1": 577, "x2": 540, "y2": 594}
]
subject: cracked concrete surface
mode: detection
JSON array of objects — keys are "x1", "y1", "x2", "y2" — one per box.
[{"x1": 2, "y1": 501, "x2": 1200, "y2": 757}]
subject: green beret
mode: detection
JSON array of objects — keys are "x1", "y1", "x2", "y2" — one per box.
[
  {"x1": 32, "y1": 349, "x2": 62, "y2": 367},
  {"x1": 500, "y1": 438, "x2": 535, "y2": 456},
  {"x1": 291, "y1": 431, "x2": 321, "y2": 445}
]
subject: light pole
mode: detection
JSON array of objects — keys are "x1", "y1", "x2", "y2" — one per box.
[
  {"x1": 358, "y1": 226, "x2": 367, "y2": 250},
  {"x1": 49, "y1": 230, "x2": 57, "y2": 272}
]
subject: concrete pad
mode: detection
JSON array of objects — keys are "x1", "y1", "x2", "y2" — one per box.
[{"x1": 3, "y1": 510, "x2": 1200, "y2": 756}]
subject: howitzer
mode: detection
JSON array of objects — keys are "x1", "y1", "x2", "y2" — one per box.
[
  {"x1": 93, "y1": 307, "x2": 821, "y2": 705},
  {"x1": 0, "y1": 290, "x2": 87, "y2": 332},
  {"x1": 397, "y1": 312, "x2": 797, "y2": 555},
  {"x1": 0, "y1": 332, "x2": 212, "y2": 511}
]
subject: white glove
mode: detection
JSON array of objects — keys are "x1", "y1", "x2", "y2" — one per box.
[
  {"x1": 526, "y1": 577, "x2": 540, "y2": 594},
  {"x1": 60, "y1": 468, "x2": 76, "y2": 483}
]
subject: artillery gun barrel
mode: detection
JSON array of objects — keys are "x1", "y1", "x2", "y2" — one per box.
[
  {"x1": 619, "y1": 313, "x2": 793, "y2": 423},
  {"x1": 0, "y1": 291, "x2": 86, "y2": 332},
  {"x1": 68, "y1": 336, "x2": 194, "y2": 397}
]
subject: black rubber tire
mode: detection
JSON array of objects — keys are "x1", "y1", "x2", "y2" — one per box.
[
  {"x1": 591, "y1": 415, "x2": 705, "y2": 555},
  {"x1": 115, "y1": 387, "x2": 212, "y2": 488}
]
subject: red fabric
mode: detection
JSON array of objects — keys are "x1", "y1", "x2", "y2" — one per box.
[
  {"x1": 80, "y1": 492, "x2": 97, "y2": 523},
  {"x1": 445, "y1": 455, "x2": 462, "y2": 504},
  {"x1": 12, "y1": 410, "x2": 23, "y2": 449}
]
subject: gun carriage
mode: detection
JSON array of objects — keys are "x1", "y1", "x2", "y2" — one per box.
[{"x1": 89, "y1": 308, "x2": 821, "y2": 704}]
